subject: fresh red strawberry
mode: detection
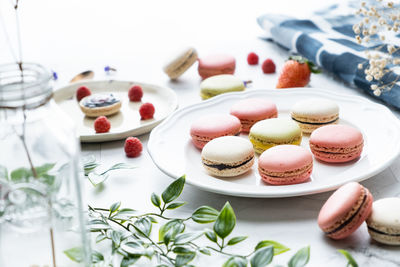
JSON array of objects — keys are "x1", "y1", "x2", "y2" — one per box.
[{"x1": 276, "y1": 56, "x2": 320, "y2": 88}]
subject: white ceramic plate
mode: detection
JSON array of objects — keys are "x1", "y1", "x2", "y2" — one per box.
[
  {"x1": 53, "y1": 80, "x2": 178, "y2": 142},
  {"x1": 148, "y1": 88, "x2": 400, "y2": 198}
]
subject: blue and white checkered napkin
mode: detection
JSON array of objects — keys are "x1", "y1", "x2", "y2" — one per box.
[{"x1": 258, "y1": 3, "x2": 400, "y2": 109}]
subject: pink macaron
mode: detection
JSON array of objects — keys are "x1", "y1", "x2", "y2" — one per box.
[
  {"x1": 198, "y1": 54, "x2": 236, "y2": 79},
  {"x1": 258, "y1": 145, "x2": 313, "y2": 185},
  {"x1": 230, "y1": 98, "x2": 278, "y2": 133},
  {"x1": 190, "y1": 114, "x2": 241, "y2": 149},
  {"x1": 318, "y1": 182, "x2": 373, "y2": 239},
  {"x1": 309, "y1": 125, "x2": 364, "y2": 163}
]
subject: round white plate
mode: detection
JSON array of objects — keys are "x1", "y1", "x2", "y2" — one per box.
[
  {"x1": 148, "y1": 88, "x2": 400, "y2": 198},
  {"x1": 53, "y1": 80, "x2": 178, "y2": 142}
]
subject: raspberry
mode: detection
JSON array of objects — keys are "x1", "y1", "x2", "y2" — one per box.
[
  {"x1": 247, "y1": 52, "x2": 259, "y2": 65},
  {"x1": 94, "y1": 116, "x2": 111, "y2": 133},
  {"x1": 76, "y1": 86, "x2": 91, "y2": 101},
  {"x1": 124, "y1": 137, "x2": 143, "y2": 157},
  {"x1": 139, "y1": 102, "x2": 155, "y2": 120},
  {"x1": 128, "y1": 85, "x2": 143, "y2": 102},
  {"x1": 262, "y1": 59, "x2": 276, "y2": 74}
]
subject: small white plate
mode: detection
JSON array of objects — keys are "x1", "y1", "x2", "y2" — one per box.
[
  {"x1": 148, "y1": 88, "x2": 400, "y2": 198},
  {"x1": 53, "y1": 80, "x2": 178, "y2": 142}
]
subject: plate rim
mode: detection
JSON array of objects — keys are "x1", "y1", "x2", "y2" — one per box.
[
  {"x1": 53, "y1": 79, "x2": 178, "y2": 143},
  {"x1": 148, "y1": 88, "x2": 400, "y2": 198}
]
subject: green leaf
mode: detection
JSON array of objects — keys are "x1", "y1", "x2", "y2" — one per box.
[
  {"x1": 175, "y1": 252, "x2": 196, "y2": 267},
  {"x1": 96, "y1": 233, "x2": 107, "y2": 243},
  {"x1": 250, "y1": 245, "x2": 273, "y2": 267},
  {"x1": 338, "y1": 249, "x2": 358, "y2": 267},
  {"x1": 111, "y1": 231, "x2": 122, "y2": 245},
  {"x1": 113, "y1": 208, "x2": 136, "y2": 220},
  {"x1": 191, "y1": 206, "x2": 219, "y2": 224},
  {"x1": 199, "y1": 248, "x2": 211, "y2": 256},
  {"x1": 100, "y1": 163, "x2": 135, "y2": 175},
  {"x1": 288, "y1": 246, "x2": 310, "y2": 267},
  {"x1": 39, "y1": 174, "x2": 55, "y2": 186},
  {"x1": 134, "y1": 217, "x2": 152, "y2": 236},
  {"x1": 222, "y1": 256, "x2": 248, "y2": 267},
  {"x1": 159, "y1": 219, "x2": 184, "y2": 242},
  {"x1": 174, "y1": 231, "x2": 204, "y2": 245},
  {"x1": 88, "y1": 219, "x2": 110, "y2": 231},
  {"x1": 64, "y1": 247, "x2": 84, "y2": 263},
  {"x1": 110, "y1": 201, "x2": 121, "y2": 215},
  {"x1": 166, "y1": 201, "x2": 186, "y2": 210},
  {"x1": 151, "y1": 193, "x2": 161, "y2": 208},
  {"x1": 121, "y1": 241, "x2": 146, "y2": 256},
  {"x1": 88, "y1": 172, "x2": 109, "y2": 186},
  {"x1": 35, "y1": 163, "x2": 56, "y2": 176},
  {"x1": 213, "y1": 202, "x2": 236, "y2": 239},
  {"x1": 120, "y1": 256, "x2": 140, "y2": 267},
  {"x1": 227, "y1": 236, "x2": 247, "y2": 246},
  {"x1": 172, "y1": 246, "x2": 194, "y2": 254},
  {"x1": 91, "y1": 250, "x2": 104, "y2": 263},
  {"x1": 161, "y1": 176, "x2": 185, "y2": 204},
  {"x1": 10, "y1": 167, "x2": 31, "y2": 182},
  {"x1": 0, "y1": 165, "x2": 8, "y2": 179},
  {"x1": 205, "y1": 230, "x2": 217, "y2": 243},
  {"x1": 255, "y1": 240, "x2": 290, "y2": 255}
]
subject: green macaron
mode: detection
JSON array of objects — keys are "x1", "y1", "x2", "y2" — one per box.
[{"x1": 200, "y1": 74, "x2": 245, "y2": 100}]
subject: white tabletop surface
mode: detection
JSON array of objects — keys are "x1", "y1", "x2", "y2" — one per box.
[{"x1": 2, "y1": 0, "x2": 400, "y2": 266}]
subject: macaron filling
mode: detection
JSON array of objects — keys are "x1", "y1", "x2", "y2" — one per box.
[
  {"x1": 367, "y1": 226, "x2": 400, "y2": 236},
  {"x1": 323, "y1": 187, "x2": 367, "y2": 235},
  {"x1": 291, "y1": 116, "x2": 338, "y2": 125},
  {"x1": 172, "y1": 50, "x2": 197, "y2": 74},
  {"x1": 202, "y1": 154, "x2": 254, "y2": 171}
]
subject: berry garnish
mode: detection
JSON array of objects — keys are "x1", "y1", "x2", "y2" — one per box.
[
  {"x1": 262, "y1": 59, "x2": 276, "y2": 74},
  {"x1": 247, "y1": 52, "x2": 259, "y2": 65},
  {"x1": 94, "y1": 116, "x2": 111, "y2": 133},
  {"x1": 276, "y1": 56, "x2": 320, "y2": 89},
  {"x1": 124, "y1": 137, "x2": 143, "y2": 157},
  {"x1": 128, "y1": 85, "x2": 143, "y2": 102},
  {"x1": 76, "y1": 86, "x2": 92, "y2": 101},
  {"x1": 139, "y1": 102, "x2": 155, "y2": 120}
]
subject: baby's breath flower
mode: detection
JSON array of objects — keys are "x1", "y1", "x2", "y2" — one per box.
[
  {"x1": 366, "y1": 75, "x2": 373, "y2": 81},
  {"x1": 371, "y1": 84, "x2": 378, "y2": 90},
  {"x1": 358, "y1": 63, "x2": 364, "y2": 69},
  {"x1": 373, "y1": 89, "x2": 382, "y2": 96}
]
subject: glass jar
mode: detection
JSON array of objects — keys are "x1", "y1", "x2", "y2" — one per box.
[{"x1": 0, "y1": 63, "x2": 90, "y2": 266}]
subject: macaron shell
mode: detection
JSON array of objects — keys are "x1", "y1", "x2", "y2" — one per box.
[
  {"x1": 200, "y1": 74, "x2": 245, "y2": 100},
  {"x1": 230, "y1": 98, "x2": 278, "y2": 132},
  {"x1": 258, "y1": 145, "x2": 313, "y2": 185},
  {"x1": 190, "y1": 114, "x2": 241, "y2": 149},
  {"x1": 318, "y1": 182, "x2": 373, "y2": 239},
  {"x1": 367, "y1": 198, "x2": 400, "y2": 245},
  {"x1": 198, "y1": 54, "x2": 236, "y2": 79},
  {"x1": 291, "y1": 98, "x2": 339, "y2": 119},
  {"x1": 163, "y1": 47, "x2": 198, "y2": 79},
  {"x1": 201, "y1": 136, "x2": 254, "y2": 177}
]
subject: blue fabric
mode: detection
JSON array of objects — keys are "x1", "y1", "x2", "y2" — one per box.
[{"x1": 257, "y1": 5, "x2": 400, "y2": 109}]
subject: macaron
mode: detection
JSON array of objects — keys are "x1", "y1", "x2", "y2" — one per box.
[
  {"x1": 230, "y1": 98, "x2": 278, "y2": 133},
  {"x1": 249, "y1": 118, "x2": 302, "y2": 154},
  {"x1": 200, "y1": 74, "x2": 245, "y2": 100},
  {"x1": 163, "y1": 47, "x2": 198, "y2": 80},
  {"x1": 190, "y1": 114, "x2": 241, "y2": 149},
  {"x1": 366, "y1": 198, "x2": 400, "y2": 245},
  {"x1": 291, "y1": 98, "x2": 339, "y2": 133},
  {"x1": 318, "y1": 182, "x2": 373, "y2": 240},
  {"x1": 198, "y1": 54, "x2": 236, "y2": 79},
  {"x1": 309, "y1": 125, "x2": 364, "y2": 163},
  {"x1": 258, "y1": 145, "x2": 313, "y2": 185},
  {"x1": 201, "y1": 136, "x2": 254, "y2": 177}
]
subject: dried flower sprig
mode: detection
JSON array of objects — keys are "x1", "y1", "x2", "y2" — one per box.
[{"x1": 354, "y1": 0, "x2": 400, "y2": 96}]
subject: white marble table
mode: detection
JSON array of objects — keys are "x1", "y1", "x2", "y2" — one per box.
[{"x1": 3, "y1": 0, "x2": 400, "y2": 266}]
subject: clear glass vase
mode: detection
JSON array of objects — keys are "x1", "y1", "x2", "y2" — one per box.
[{"x1": 0, "y1": 63, "x2": 90, "y2": 266}]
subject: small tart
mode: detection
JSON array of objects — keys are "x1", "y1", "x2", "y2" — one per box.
[{"x1": 79, "y1": 93, "x2": 122, "y2": 117}]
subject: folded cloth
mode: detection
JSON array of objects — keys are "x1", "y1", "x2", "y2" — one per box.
[{"x1": 258, "y1": 3, "x2": 400, "y2": 109}]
